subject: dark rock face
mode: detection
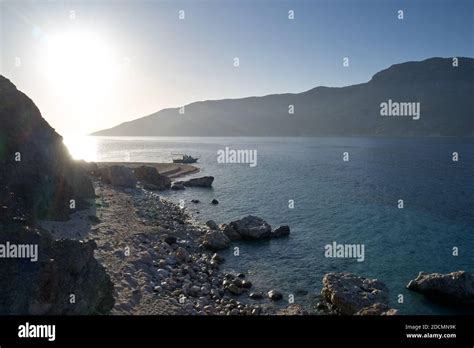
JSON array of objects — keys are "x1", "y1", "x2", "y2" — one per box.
[
  {"x1": 407, "y1": 271, "x2": 474, "y2": 305},
  {"x1": 99, "y1": 165, "x2": 136, "y2": 188},
  {"x1": 0, "y1": 224, "x2": 114, "y2": 314},
  {"x1": 134, "y1": 165, "x2": 171, "y2": 191},
  {"x1": 321, "y1": 272, "x2": 396, "y2": 315},
  {"x1": 0, "y1": 76, "x2": 114, "y2": 315},
  {"x1": 0, "y1": 75, "x2": 94, "y2": 222}
]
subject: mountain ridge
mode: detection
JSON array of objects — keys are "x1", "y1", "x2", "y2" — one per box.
[{"x1": 92, "y1": 57, "x2": 474, "y2": 137}]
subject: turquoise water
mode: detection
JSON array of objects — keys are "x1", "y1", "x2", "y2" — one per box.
[{"x1": 91, "y1": 136, "x2": 474, "y2": 314}]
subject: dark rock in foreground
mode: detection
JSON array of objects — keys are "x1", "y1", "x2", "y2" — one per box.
[
  {"x1": 0, "y1": 224, "x2": 114, "y2": 314},
  {"x1": 321, "y1": 272, "x2": 396, "y2": 315},
  {"x1": 407, "y1": 271, "x2": 474, "y2": 305},
  {"x1": 355, "y1": 303, "x2": 398, "y2": 315},
  {"x1": 134, "y1": 165, "x2": 171, "y2": 191},
  {"x1": 0, "y1": 75, "x2": 94, "y2": 221},
  {"x1": 277, "y1": 304, "x2": 308, "y2": 315},
  {"x1": 100, "y1": 165, "x2": 136, "y2": 188}
]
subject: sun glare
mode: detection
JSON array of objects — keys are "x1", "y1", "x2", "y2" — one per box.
[
  {"x1": 63, "y1": 135, "x2": 98, "y2": 162},
  {"x1": 42, "y1": 30, "x2": 118, "y2": 95}
]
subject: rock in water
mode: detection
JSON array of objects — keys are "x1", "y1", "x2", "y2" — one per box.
[
  {"x1": 321, "y1": 272, "x2": 394, "y2": 315},
  {"x1": 406, "y1": 271, "x2": 474, "y2": 305},
  {"x1": 211, "y1": 199, "x2": 219, "y2": 205},
  {"x1": 134, "y1": 165, "x2": 171, "y2": 191},
  {"x1": 202, "y1": 230, "x2": 230, "y2": 250},
  {"x1": 228, "y1": 215, "x2": 272, "y2": 240},
  {"x1": 268, "y1": 290, "x2": 283, "y2": 301},
  {"x1": 272, "y1": 225, "x2": 290, "y2": 237},
  {"x1": 100, "y1": 165, "x2": 137, "y2": 188},
  {"x1": 171, "y1": 183, "x2": 185, "y2": 191},
  {"x1": 181, "y1": 176, "x2": 214, "y2": 188},
  {"x1": 0, "y1": 75, "x2": 94, "y2": 221}
]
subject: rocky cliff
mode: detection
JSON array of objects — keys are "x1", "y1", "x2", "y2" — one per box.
[
  {"x1": 0, "y1": 75, "x2": 94, "y2": 222},
  {"x1": 0, "y1": 75, "x2": 114, "y2": 314}
]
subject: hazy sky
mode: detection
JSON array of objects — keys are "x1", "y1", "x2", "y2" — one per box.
[{"x1": 1, "y1": 0, "x2": 473, "y2": 136}]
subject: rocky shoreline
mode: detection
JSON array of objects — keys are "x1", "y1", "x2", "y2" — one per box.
[
  {"x1": 1, "y1": 75, "x2": 471, "y2": 315},
  {"x1": 40, "y1": 163, "x2": 474, "y2": 315}
]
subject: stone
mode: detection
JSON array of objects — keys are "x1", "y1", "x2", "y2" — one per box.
[
  {"x1": 180, "y1": 176, "x2": 214, "y2": 188},
  {"x1": 211, "y1": 199, "x2": 219, "y2": 205},
  {"x1": 134, "y1": 165, "x2": 171, "y2": 191},
  {"x1": 227, "y1": 284, "x2": 243, "y2": 295},
  {"x1": 171, "y1": 183, "x2": 185, "y2": 190},
  {"x1": 249, "y1": 292, "x2": 263, "y2": 300},
  {"x1": 276, "y1": 304, "x2": 308, "y2": 315},
  {"x1": 100, "y1": 165, "x2": 137, "y2": 188},
  {"x1": 229, "y1": 215, "x2": 272, "y2": 240},
  {"x1": 206, "y1": 220, "x2": 219, "y2": 230},
  {"x1": 268, "y1": 290, "x2": 283, "y2": 301},
  {"x1": 272, "y1": 225, "x2": 290, "y2": 237},
  {"x1": 406, "y1": 271, "x2": 474, "y2": 305},
  {"x1": 202, "y1": 230, "x2": 231, "y2": 251},
  {"x1": 175, "y1": 247, "x2": 190, "y2": 263},
  {"x1": 221, "y1": 224, "x2": 241, "y2": 240},
  {"x1": 191, "y1": 199, "x2": 200, "y2": 203},
  {"x1": 163, "y1": 235, "x2": 177, "y2": 245},
  {"x1": 0, "y1": 225, "x2": 114, "y2": 314},
  {"x1": 321, "y1": 272, "x2": 392, "y2": 315},
  {"x1": 355, "y1": 303, "x2": 398, "y2": 315}
]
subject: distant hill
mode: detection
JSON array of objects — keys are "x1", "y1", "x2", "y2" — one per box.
[{"x1": 92, "y1": 57, "x2": 474, "y2": 137}]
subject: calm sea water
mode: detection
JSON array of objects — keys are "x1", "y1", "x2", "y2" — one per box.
[{"x1": 81, "y1": 136, "x2": 474, "y2": 315}]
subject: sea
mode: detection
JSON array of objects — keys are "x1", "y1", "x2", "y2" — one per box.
[{"x1": 67, "y1": 136, "x2": 474, "y2": 315}]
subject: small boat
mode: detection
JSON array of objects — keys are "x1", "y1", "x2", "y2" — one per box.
[{"x1": 172, "y1": 153, "x2": 198, "y2": 164}]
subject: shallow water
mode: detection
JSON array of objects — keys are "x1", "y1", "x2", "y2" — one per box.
[{"x1": 84, "y1": 136, "x2": 474, "y2": 314}]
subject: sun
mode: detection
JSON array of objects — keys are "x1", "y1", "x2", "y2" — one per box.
[{"x1": 41, "y1": 30, "x2": 117, "y2": 96}]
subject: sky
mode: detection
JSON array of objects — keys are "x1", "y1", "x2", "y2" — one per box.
[{"x1": 0, "y1": 0, "x2": 473, "y2": 136}]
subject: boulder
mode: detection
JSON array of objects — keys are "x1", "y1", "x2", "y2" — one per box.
[
  {"x1": 321, "y1": 272, "x2": 393, "y2": 315},
  {"x1": 134, "y1": 165, "x2": 171, "y2": 191},
  {"x1": 202, "y1": 230, "x2": 230, "y2": 251},
  {"x1": 272, "y1": 225, "x2": 290, "y2": 237},
  {"x1": 211, "y1": 199, "x2": 219, "y2": 205},
  {"x1": 181, "y1": 176, "x2": 214, "y2": 188},
  {"x1": 228, "y1": 215, "x2": 272, "y2": 240},
  {"x1": 276, "y1": 304, "x2": 308, "y2": 315},
  {"x1": 221, "y1": 224, "x2": 241, "y2": 240},
  {"x1": 171, "y1": 183, "x2": 185, "y2": 191},
  {"x1": 355, "y1": 303, "x2": 398, "y2": 315},
  {"x1": 206, "y1": 220, "x2": 219, "y2": 230},
  {"x1": 100, "y1": 165, "x2": 136, "y2": 188},
  {"x1": 0, "y1": 224, "x2": 114, "y2": 314},
  {"x1": 406, "y1": 271, "x2": 474, "y2": 304},
  {"x1": 268, "y1": 290, "x2": 283, "y2": 301}
]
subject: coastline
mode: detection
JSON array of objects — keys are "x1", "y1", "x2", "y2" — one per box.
[{"x1": 38, "y1": 164, "x2": 296, "y2": 315}]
